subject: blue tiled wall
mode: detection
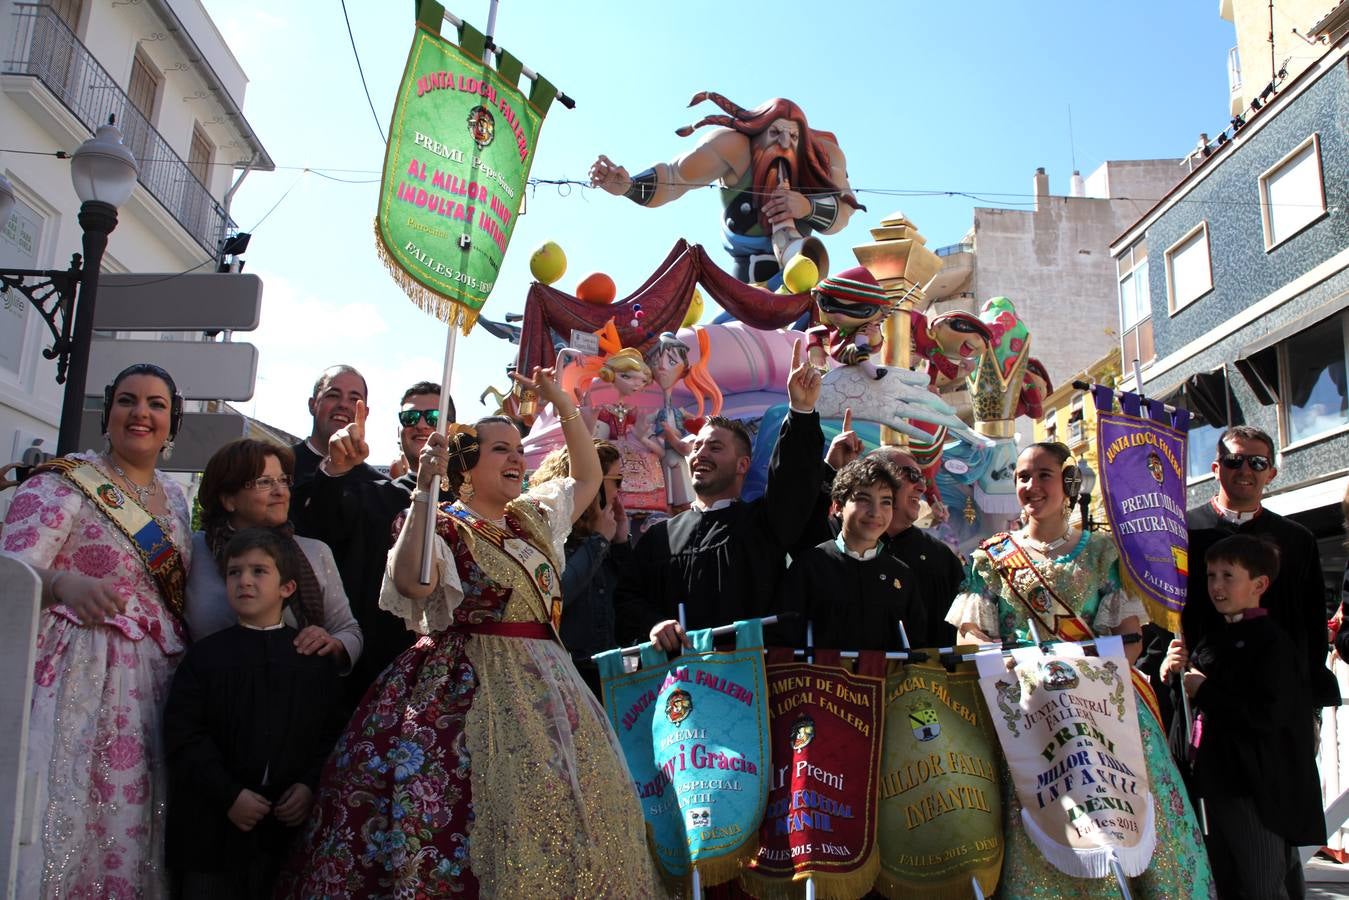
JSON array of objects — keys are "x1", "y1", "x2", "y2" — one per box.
[{"x1": 1144, "y1": 62, "x2": 1349, "y2": 359}]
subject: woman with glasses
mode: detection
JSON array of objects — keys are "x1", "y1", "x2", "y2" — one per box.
[
  {"x1": 1, "y1": 363, "x2": 193, "y2": 896},
  {"x1": 186, "y1": 439, "x2": 362, "y2": 672},
  {"x1": 947, "y1": 441, "x2": 1214, "y2": 897}
]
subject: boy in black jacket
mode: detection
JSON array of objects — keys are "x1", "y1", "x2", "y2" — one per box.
[
  {"x1": 780, "y1": 457, "x2": 925, "y2": 651},
  {"x1": 1166, "y1": 534, "x2": 1324, "y2": 899},
  {"x1": 164, "y1": 529, "x2": 344, "y2": 898}
]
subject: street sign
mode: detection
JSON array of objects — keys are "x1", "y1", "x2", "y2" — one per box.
[
  {"x1": 94, "y1": 273, "x2": 262, "y2": 331},
  {"x1": 87, "y1": 339, "x2": 258, "y2": 400},
  {"x1": 78, "y1": 410, "x2": 246, "y2": 473}
]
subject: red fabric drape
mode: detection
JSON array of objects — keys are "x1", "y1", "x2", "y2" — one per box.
[{"x1": 516, "y1": 239, "x2": 816, "y2": 374}]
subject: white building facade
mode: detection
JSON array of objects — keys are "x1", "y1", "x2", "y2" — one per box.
[{"x1": 0, "y1": 0, "x2": 271, "y2": 514}]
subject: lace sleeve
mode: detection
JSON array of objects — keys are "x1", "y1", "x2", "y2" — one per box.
[
  {"x1": 522, "y1": 477, "x2": 576, "y2": 565},
  {"x1": 378, "y1": 526, "x2": 465, "y2": 636},
  {"x1": 1092, "y1": 588, "x2": 1150, "y2": 631},
  {"x1": 944, "y1": 551, "x2": 1000, "y2": 637}
]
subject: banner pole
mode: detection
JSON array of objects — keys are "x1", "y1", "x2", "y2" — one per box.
[
  {"x1": 805, "y1": 876, "x2": 815, "y2": 899},
  {"x1": 1109, "y1": 855, "x2": 1133, "y2": 899},
  {"x1": 690, "y1": 864, "x2": 701, "y2": 899},
  {"x1": 419, "y1": 325, "x2": 459, "y2": 584},
  {"x1": 971, "y1": 875, "x2": 986, "y2": 899}
]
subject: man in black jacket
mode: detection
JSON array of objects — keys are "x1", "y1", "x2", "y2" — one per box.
[
  {"x1": 616, "y1": 341, "x2": 823, "y2": 651},
  {"x1": 1179, "y1": 425, "x2": 1337, "y2": 707},
  {"x1": 293, "y1": 381, "x2": 454, "y2": 705}
]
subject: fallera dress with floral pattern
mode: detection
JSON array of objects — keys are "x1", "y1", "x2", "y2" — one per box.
[
  {"x1": 276, "y1": 478, "x2": 667, "y2": 898},
  {"x1": 947, "y1": 530, "x2": 1216, "y2": 899},
  {"x1": 0, "y1": 452, "x2": 191, "y2": 899}
]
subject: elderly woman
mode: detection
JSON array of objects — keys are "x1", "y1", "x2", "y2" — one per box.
[
  {"x1": 186, "y1": 439, "x2": 361, "y2": 672},
  {"x1": 948, "y1": 441, "x2": 1214, "y2": 898},
  {"x1": 1, "y1": 363, "x2": 192, "y2": 896},
  {"x1": 279, "y1": 367, "x2": 666, "y2": 898}
]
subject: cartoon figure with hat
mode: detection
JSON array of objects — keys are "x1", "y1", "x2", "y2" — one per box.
[{"x1": 806, "y1": 265, "x2": 891, "y2": 379}]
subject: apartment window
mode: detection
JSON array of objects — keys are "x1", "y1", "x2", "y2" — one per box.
[
  {"x1": 127, "y1": 50, "x2": 161, "y2": 121},
  {"x1": 1280, "y1": 313, "x2": 1349, "y2": 445},
  {"x1": 1260, "y1": 134, "x2": 1326, "y2": 249},
  {"x1": 51, "y1": 0, "x2": 84, "y2": 31},
  {"x1": 1117, "y1": 240, "x2": 1154, "y2": 365},
  {"x1": 188, "y1": 125, "x2": 214, "y2": 186},
  {"x1": 1067, "y1": 404, "x2": 1084, "y2": 445},
  {"x1": 1165, "y1": 222, "x2": 1212, "y2": 312}
]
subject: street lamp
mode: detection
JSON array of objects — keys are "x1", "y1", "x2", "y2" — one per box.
[
  {"x1": 0, "y1": 118, "x2": 137, "y2": 462},
  {"x1": 1077, "y1": 459, "x2": 1098, "y2": 531},
  {"x1": 57, "y1": 118, "x2": 138, "y2": 455}
]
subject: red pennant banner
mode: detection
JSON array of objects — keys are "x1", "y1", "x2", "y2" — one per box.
[{"x1": 743, "y1": 651, "x2": 886, "y2": 899}]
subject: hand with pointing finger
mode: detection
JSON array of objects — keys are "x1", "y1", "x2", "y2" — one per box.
[
  {"x1": 326, "y1": 399, "x2": 370, "y2": 476},
  {"x1": 786, "y1": 340, "x2": 821, "y2": 412},
  {"x1": 826, "y1": 408, "x2": 863, "y2": 469}
]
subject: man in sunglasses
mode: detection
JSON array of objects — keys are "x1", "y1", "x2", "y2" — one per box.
[
  {"x1": 295, "y1": 381, "x2": 455, "y2": 708},
  {"x1": 1173, "y1": 425, "x2": 1337, "y2": 709}
]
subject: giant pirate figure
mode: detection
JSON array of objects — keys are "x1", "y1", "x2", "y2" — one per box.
[{"x1": 590, "y1": 92, "x2": 863, "y2": 288}]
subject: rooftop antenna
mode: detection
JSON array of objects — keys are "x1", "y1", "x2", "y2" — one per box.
[{"x1": 1067, "y1": 103, "x2": 1078, "y2": 173}]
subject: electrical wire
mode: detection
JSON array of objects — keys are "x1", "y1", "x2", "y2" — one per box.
[{"x1": 340, "y1": 0, "x2": 388, "y2": 146}]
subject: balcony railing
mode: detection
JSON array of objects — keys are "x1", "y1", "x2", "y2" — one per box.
[
  {"x1": 935, "y1": 241, "x2": 974, "y2": 257},
  {"x1": 4, "y1": 4, "x2": 235, "y2": 256}
]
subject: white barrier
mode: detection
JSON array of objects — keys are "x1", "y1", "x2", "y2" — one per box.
[{"x1": 0, "y1": 556, "x2": 39, "y2": 896}]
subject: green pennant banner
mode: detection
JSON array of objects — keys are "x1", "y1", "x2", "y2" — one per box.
[{"x1": 376, "y1": 5, "x2": 553, "y2": 332}]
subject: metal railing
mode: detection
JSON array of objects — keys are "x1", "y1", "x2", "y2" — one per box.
[
  {"x1": 4, "y1": 4, "x2": 235, "y2": 256},
  {"x1": 936, "y1": 241, "x2": 974, "y2": 257}
]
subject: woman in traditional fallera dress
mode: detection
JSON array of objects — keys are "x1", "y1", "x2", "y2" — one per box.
[
  {"x1": 0, "y1": 364, "x2": 192, "y2": 898},
  {"x1": 279, "y1": 367, "x2": 667, "y2": 898},
  {"x1": 947, "y1": 442, "x2": 1215, "y2": 899}
]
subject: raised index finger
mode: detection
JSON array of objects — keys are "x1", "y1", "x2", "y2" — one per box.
[
  {"x1": 354, "y1": 399, "x2": 368, "y2": 433},
  {"x1": 842, "y1": 408, "x2": 852, "y2": 432},
  {"x1": 790, "y1": 339, "x2": 802, "y2": 370}
]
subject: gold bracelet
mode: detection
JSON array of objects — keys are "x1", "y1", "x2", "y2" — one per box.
[{"x1": 558, "y1": 408, "x2": 581, "y2": 424}]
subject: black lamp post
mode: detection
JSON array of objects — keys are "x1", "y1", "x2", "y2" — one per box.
[
  {"x1": 0, "y1": 117, "x2": 138, "y2": 459},
  {"x1": 1077, "y1": 459, "x2": 1098, "y2": 531}
]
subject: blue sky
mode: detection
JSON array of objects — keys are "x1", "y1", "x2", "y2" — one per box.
[{"x1": 201, "y1": 0, "x2": 1237, "y2": 463}]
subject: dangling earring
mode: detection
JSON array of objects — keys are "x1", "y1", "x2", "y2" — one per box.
[
  {"x1": 161, "y1": 438, "x2": 175, "y2": 461},
  {"x1": 459, "y1": 472, "x2": 475, "y2": 500},
  {"x1": 103, "y1": 434, "x2": 112, "y2": 453}
]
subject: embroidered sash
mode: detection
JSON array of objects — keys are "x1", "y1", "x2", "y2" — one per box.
[
  {"x1": 983, "y1": 533, "x2": 1094, "y2": 643},
  {"x1": 444, "y1": 504, "x2": 563, "y2": 635},
  {"x1": 984, "y1": 532, "x2": 1162, "y2": 724},
  {"x1": 38, "y1": 457, "x2": 188, "y2": 624}
]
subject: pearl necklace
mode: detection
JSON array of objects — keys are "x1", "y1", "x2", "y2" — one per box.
[
  {"x1": 106, "y1": 454, "x2": 159, "y2": 508},
  {"x1": 1023, "y1": 527, "x2": 1075, "y2": 555}
]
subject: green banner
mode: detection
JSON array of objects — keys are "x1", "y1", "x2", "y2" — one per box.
[{"x1": 376, "y1": 7, "x2": 553, "y2": 332}]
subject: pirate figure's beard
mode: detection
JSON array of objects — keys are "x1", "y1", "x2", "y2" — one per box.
[{"x1": 751, "y1": 145, "x2": 799, "y2": 230}]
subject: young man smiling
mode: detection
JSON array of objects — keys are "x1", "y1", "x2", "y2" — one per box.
[
  {"x1": 616, "y1": 341, "x2": 824, "y2": 651},
  {"x1": 1180, "y1": 425, "x2": 1336, "y2": 707},
  {"x1": 293, "y1": 381, "x2": 456, "y2": 708}
]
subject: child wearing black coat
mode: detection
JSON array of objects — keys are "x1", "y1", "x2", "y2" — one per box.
[
  {"x1": 1166, "y1": 533, "x2": 1325, "y2": 899},
  {"x1": 164, "y1": 528, "x2": 345, "y2": 898},
  {"x1": 780, "y1": 457, "x2": 926, "y2": 651}
]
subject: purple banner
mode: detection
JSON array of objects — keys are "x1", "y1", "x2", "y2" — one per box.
[{"x1": 1094, "y1": 407, "x2": 1189, "y2": 633}]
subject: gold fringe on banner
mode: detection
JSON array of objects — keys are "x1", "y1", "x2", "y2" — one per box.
[
  {"x1": 873, "y1": 865, "x2": 1000, "y2": 900},
  {"x1": 373, "y1": 218, "x2": 480, "y2": 335},
  {"x1": 686, "y1": 846, "x2": 758, "y2": 894},
  {"x1": 739, "y1": 853, "x2": 881, "y2": 900}
]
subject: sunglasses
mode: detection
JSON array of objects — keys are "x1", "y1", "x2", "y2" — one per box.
[
  {"x1": 398, "y1": 408, "x2": 440, "y2": 428},
  {"x1": 1218, "y1": 453, "x2": 1271, "y2": 472},
  {"x1": 897, "y1": 465, "x2": 927, "y2": 486},
  {"x1": 243, "y1": 475, "x2": 293, "y2": 492}
]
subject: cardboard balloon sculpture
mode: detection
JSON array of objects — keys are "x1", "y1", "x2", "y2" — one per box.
[
  {"x1": 596, "y1": 621, "x2": 772, "y2": 890},
  {"x1": 976, "y1": 638, "x2": 1156, "y2": 880},
  {"x1": 590, "y1": 92, "x2": 864, "y2": 289}
]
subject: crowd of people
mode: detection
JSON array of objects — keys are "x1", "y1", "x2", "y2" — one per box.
[{"x1": 1, "y1": 357, "x2": 1344, "y2": 898}]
